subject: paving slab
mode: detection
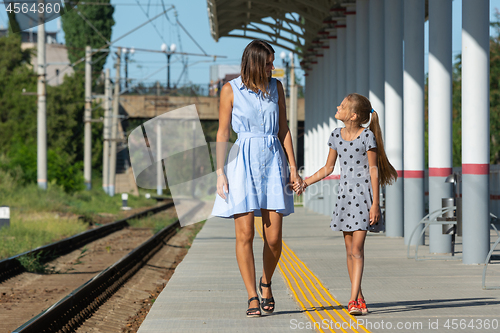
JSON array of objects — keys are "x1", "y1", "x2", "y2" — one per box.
[{"x1": 138, "y1": 206, "x2": 500, "y2": 333}]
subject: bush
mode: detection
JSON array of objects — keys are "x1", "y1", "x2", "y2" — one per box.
[{"x1": 1, "y1": 141, "x2": 84, "y2": 193}]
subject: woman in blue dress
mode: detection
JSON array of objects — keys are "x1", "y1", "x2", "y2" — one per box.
[{"x1": 211, "y1": 40, "x2": 301, "y2": 317}]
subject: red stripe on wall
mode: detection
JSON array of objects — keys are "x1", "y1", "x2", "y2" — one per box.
[
  {"x1": 429, "y1": 167, "x2": 453, "y2": 177},
  {"x1": 397, "y1": 170, "x2": 403, "y2": 178},
  {"x1": 462, "y1": 163, "x2": 490, "y2": 175},
  {"x1": 403, "y1": 170, "x2": 425, "y2": 178}
]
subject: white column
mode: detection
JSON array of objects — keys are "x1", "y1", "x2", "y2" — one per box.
[
  {"x1": 289, "y1": 54, "x2": 298, "y2": 162},
  {"x1": 345, "y1": 8, "x2": 356, "y2": 94},
  {"x1": 317, "y1": 53, "x2": 325, "y2": 214},
  {"x1": 369, "y1": 0, "x2": 385, "y2": 138},
  {"x1": 321, "y1": 42, "x2": 331, "y2": 216},
  {"x1": 327, "y1": 31, "x2": 339, "y2": 217},
  {"x1": 384, "y1": 0, "x2": 404, "y2": 238},
  {"x1": 328, "y1": 31, "x2": 338, "y2": 133},
  {"x1": 403, "y1": 0, "x2": 425, "y2": 245},
  {"x1": 356, "y1": 0, "x2": 369, "y2": 97},
  {"x1": 336, "y1": 19, "x2": 347, "y2": 104},
  {"x1": 304, "y1": 71, "x2": 311, "y2": 208},
  {"x1": 462, "y1": 0, "x2": 490, "y2": 264},
  {"x1": 310, "y1": 62, "x2": 319, "y2": 212},
  {"x1": 428, "y1": 0, "x2": 453, "y2": 253},
  {"x1": 313, "y1": 58, "x2": 323, "y2": 213}
]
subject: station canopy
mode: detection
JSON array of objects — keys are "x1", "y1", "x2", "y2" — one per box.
[{"x1": 207, "y1": 0, "x2": 428, "y2": 69}]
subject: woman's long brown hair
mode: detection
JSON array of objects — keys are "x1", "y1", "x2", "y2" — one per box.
[
  {"x1": 346, "y1": 93, "x2": 398, "y2": 187},
  {"x1": 240, "y1": 40, "x2": 274, "y2": 96}
]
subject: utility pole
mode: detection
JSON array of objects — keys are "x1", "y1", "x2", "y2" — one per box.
[
  {"x1": 156, "y1": 122, "x2": 163, "y2": 195},
  {"x1": 84, "y1": 45, "x2": 92, "y2": 190},
  {"x1": 289, "y1": 55, "x2": 298, "y2": 161},
  {"x1": 103, "y1": 68, "x2": 111, "y2": 194},
  {"x1": 37, "y1": 2, "x2": 47, "y2": 190},
  {"x1": 109, "y1": 48, "x2": 121, "y2": 196},
  {"x1": 155, "y1": 80, "x2": 163, "y2": 195}
]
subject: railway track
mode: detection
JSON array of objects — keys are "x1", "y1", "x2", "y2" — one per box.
[
  {"x1": 1, "y1": 200, "x2": 207, "y2": 333},
  {"x1": 0, "y1": 201, "x2": 175, "y2": 283}
]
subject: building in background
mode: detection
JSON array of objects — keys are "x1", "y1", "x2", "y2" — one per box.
[
  {"x1": 0, "y1": 28, "x2": 73, "y2": 86},
  {"x1": 209, "y1": 64, "x2": 288, "y2": 96},
  {"x1": 209, "y1": 64, "x2": 240, "y2": 96}
]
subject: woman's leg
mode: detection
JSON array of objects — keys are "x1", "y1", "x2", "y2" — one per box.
[
  {"x1": 343, "y1": 232, "x2": 365, "y2": 300},
  {"x1": 260, "y1": 209, "x2": 283, "y2": 310},
  {"x1": 234, "y1": 211, "x2": 260, "y2": 314},
  {"x1": 348, "y1": 230, "x2": 367, "y2": 302}
]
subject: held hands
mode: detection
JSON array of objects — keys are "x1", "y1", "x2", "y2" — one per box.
[
  {"x1": 218, "y1": 171, "x2": 308, "y2": 199},
  {"x1": 290, "y1": 172, "x2": 307, "y2": 196}
]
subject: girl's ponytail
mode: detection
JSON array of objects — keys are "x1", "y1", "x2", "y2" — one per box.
[{"x1": 369, "y1": 111, "x2": 398, "y2": 187}]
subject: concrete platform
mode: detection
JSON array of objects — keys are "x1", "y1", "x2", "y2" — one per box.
[{"x1": 138, "y1": 206, "x2": 500, "y2": 333}]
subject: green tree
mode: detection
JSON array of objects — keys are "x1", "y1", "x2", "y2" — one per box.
[
  {"x1": 451, "y1": 55, "x2": 462, "y2": 167},
  {"x1": 61, "y1": 0, "x2": 115, "y2": 74},
  {"x1": 0, "y1": 32, "x2": 90, "y2": 192},
  {"x1": 0, "y1": 32, "x2": 37, "y2": 149},
  {"x1": 489, "y1": 14, "x2": 500, "y2": 164}
]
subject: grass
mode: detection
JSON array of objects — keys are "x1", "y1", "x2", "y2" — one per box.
[
  {"x1": 127, "y1": 211, "x2": 178, "y2": 235},
  {"x1": 0, "y1": 177, "x2": 155, "y2": 217},
  {"x1": 0, "y1": 170, "x2": 162, "y2": 259},
  {"x1": 0, "y1": 211, "x2": 88, "y2": 259}
]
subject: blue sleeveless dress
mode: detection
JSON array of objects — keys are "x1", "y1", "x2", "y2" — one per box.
[{"x1": 211, "y1": 76, "x2": 294, "y2": 218}]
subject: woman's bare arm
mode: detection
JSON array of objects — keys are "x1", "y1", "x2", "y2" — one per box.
[
  {"x1": 276, "y1": 80, "x2": 298, "y2": 177},
  {"x1": 215, "y1": 82, "x2": 233, "y2": 198},
  {"x1": 303, "y1": 149, "x2": 337, "y2": 187}
]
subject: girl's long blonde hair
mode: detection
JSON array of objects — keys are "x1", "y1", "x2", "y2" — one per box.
[{"x1": 346, "y1": 93, "x2": 398, "y2": 187}]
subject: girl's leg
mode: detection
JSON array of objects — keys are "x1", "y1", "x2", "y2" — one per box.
[
  {"x1": 234, "y1": 212, "x2": 260, "y2": 315},
  {"x1": 349, "y1": 230, "x2": 367, "y2": 302},
  {"x1": 344, "y1": 232, "x2": 366, "y2": 300},
  {"x1": 260, "y1": 209, "x2": 283, "y2": 310}
]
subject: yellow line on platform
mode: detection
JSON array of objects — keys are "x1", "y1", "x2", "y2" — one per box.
[{"x1": 255, "y1": 217, "x2": 370, "y2": 333}]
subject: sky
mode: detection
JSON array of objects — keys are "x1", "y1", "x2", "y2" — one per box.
[{"x1": 2, "y1": 0, "x2": 500, "y2": 89}]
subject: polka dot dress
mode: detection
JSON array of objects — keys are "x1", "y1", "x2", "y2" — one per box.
[{"x1": 327, "y1": 127, "x2": 385, "y2": 232}]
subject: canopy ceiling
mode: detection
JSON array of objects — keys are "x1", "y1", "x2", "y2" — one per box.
[{"x1": 207, "y1": 0, "x2": 429, "y2": 69}]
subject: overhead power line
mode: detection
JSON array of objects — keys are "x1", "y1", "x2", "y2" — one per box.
[
  {"x1": 46, "y1": 7, "x2": 174, "y2": 83},
  {"x1": 0, "y1": 1, "x2": 174, "y2": 5}
]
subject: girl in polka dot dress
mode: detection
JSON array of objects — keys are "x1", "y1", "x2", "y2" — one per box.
[{"x1": 294, "y1": 93, "x2": 397, "y2": 315}]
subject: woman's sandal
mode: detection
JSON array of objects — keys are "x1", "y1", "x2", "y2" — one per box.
[
  {"x1": 258, "y1": 277, "x2": 275, "y2": 314},
  {"x1": 348, "y1": 300, "x2": 362, "y2": 315},
  {"x1": 357, "y1": 298, "x2": 369, "y2": 315},
  {"x1": 246, "y1": 296, "x2": 261, "y2": 318}
]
